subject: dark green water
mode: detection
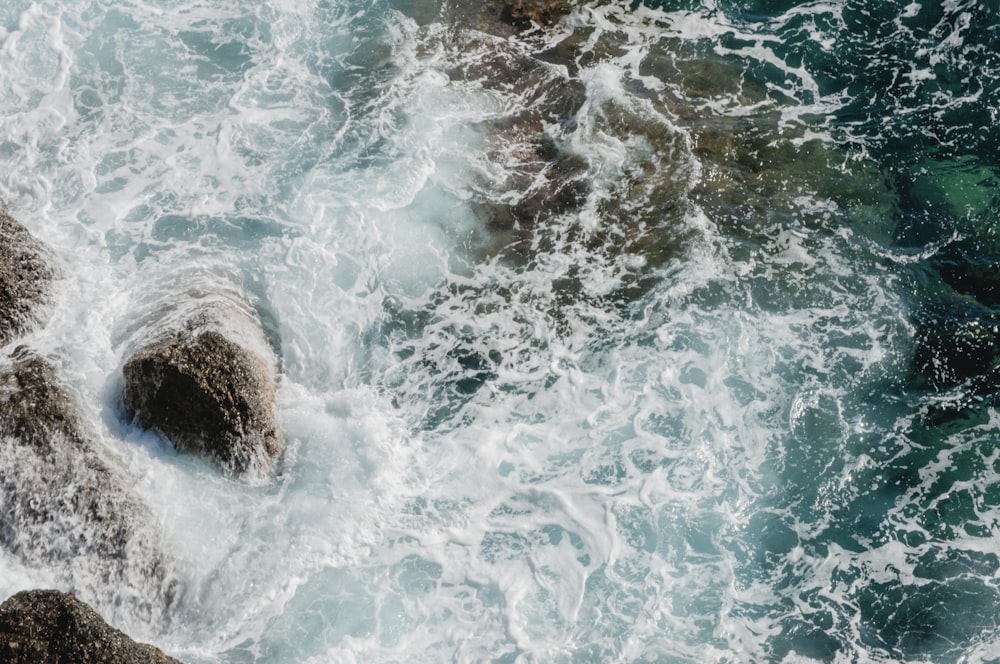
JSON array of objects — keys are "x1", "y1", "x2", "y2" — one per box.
[{"x1": 657, "y1": 1, "x2": 1000, "y2": 660}]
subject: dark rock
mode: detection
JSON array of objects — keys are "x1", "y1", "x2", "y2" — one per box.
[
  {"x1": 121, "y1": 301, "x2": 282, "y2": 477},
  {"x1": 478, "y1": 129, "x2": 591, "y2": 240},
  {"x1": 445, "y1": 0, "x2": 573, "y2": 38},
  {"x1": 0, "y1": 589, "x2": 180, "y2": 663},
  {"x1": 0, "y1": 209, "x2": 56, "y2": 345},
  {"x1": 437, "y1": 31, "x2": 592, "y2": 256},
  {"x1": 0, "y1": 348, "x2": 177, "y2": 626},
  {"x1": 500, "y1": 0, "x2": 573, "y2": 31}
]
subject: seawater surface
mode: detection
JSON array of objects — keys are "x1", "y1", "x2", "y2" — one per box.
[{"x1": 1, "y1": 0, "x2": 999, "y2": 662}]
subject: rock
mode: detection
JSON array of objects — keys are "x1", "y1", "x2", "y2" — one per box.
[
  {"x1": 445, "y1": 0, "x2": 573, "y2": 37},
  {"x1": 121, "y1": 296, "x2": 282, "y2": 477},
  {"x1": 0, "y1": 589, "x2": 181, "y2": 663},
  {"x1": 0, "y1": 348, "x2": 178, "y2": 626},
  {"x1": 0, "y1": 209, "x2": 56, "y2": 346},
  {"x1": 477, "y1": 129, "x2": 590, "y2": 243},
  {"x1": 935, "y1": 250, "x2": 1000, "y2": 307},
  {"x1": 437, "y1": 30, "x2": 592, "y2": 256},
  {"x1": 499, "y1": 0, "x2": 573, "y2": 31}
]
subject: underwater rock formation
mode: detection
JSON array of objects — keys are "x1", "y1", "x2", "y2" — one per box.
[
  {"x1": 121, "y1": 295, "x2": 282, "y2": 477},
  {"x1": 0, "y1": 347, "x2": 177, "y2": 625},
  {"x1": 0, "y1": 210, "x2": 56, "y2": 346},
  {"x1": 0, "y1": 589, "x2": 181, "y2": 663}
]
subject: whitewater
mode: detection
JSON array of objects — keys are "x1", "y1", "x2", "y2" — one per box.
[{"x1": 2, "y1": 0, "x2": 1000, "y2": 661}]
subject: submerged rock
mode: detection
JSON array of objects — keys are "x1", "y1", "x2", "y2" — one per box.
[
  {"x1": 0, "y1": 209, "x2": 56, "y2": 346},
  {"x1": 0, "y1": 348, "x2": 177, "y2": 625},
  {"x1": 458, "y1": 40, "x2": 695, "y2": 302},
  {"x1": 121, "y1": 296, "x2": 282, "y2": 477},
  {"x1": 0, "y1": 589, "x2": 181, "y2": 663}
]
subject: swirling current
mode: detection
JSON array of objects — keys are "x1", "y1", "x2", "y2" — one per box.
[{"x1": 1, "y1": 0, "x2": 999, "y2": 661}]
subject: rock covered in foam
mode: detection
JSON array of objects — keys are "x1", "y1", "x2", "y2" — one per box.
[
  {"x1": 0, "y1": 210, "x2": 56, "y2": 346},
  {"x1": 437, "y1": 21, "x2": 695, "y2": 298},
  {"x1": 0, "y1": 347, "x2": 178, "y2": 625},
  {"x1": 121, "y1": 297, "x2": 282, "y2": 477},
  {"x1": 0, "y1": 589, "x2": 181, "y2": 663}
]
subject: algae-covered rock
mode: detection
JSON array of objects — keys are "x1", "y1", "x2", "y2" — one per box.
[
  {"x1": 0, "y1": 589, "x2": 181, "y2": 664},
  {"x1": 0, "y1": 348, "x2": 178, "y2": 625},
  {"x1": 0, "y1": 209, "x2": 56, "y2": 345},
  {"x1": 121, "y1": 297, "x2": 282, "y2": 477}
]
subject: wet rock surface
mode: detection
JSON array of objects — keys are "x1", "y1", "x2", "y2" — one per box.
[
  {"x1": 500, "y1": 0, "x2": 573, "y2": 31},
  {"x1": 122, "y1": 303, "x2": 282, "y2": 477},
  {"x1": 0, "y1": 347, "x2": 177, "y2": 625},
  {"x1": 443, "y1": 27, "x2": 694, "y2": 254},
  {"x1": 0, "y1": 209, "x2": 56, "y2": 346},
  {"x1": 439, "y1": 30, "x2": 591, "y2": 255},
  {"x1": 448, "y1": 0, "x2": 574, "y2": 38},
  {"x1": 0, "y1": 589, "x2": 181, "y2": 664}
]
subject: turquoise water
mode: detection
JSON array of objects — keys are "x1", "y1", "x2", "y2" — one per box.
[{"x1": 1, "y1": 0, "x2": 999, "y2": 661}]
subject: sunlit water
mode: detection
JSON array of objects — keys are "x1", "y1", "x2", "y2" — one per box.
[{"x1": 1, "y1": 0, "x2": 999, "y2": 661}]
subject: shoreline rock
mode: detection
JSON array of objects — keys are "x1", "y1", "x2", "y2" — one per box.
[
  {"x1": 450, "y1": 0, "x2": 574, "y2": 37},
  {"x1": 0, "y1": 589, "x2": 181, "y2": 663},
  {"x1": 0, "y1": 347, "x2": 178, "y2": 627},
  {"x1": 0, "y1": 209, "x2": 57, "y2": 346},
  {"x1": 500, "y1": 0, "x2": 573, "y2": 32},
  {"x1": 121, "y1": 294, "x2": 283, "y2": 477}
]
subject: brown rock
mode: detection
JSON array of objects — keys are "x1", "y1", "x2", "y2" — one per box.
[
  {"x1": 121, "y1": 306, "x2": 282, "y2": 477},
  {"x1": 442, "y1": 0, "x2": 574, "y2": 39},
  {"x1": 0, "y1": 589, "x2": 181, "y2": 663},
  {"x1": 0, "y1": 209, "x2": 56, "y2": 345},
  {"x1": 0, "y1": 348, "x2": 178, "y2": 626},
  {"x1": 500, "y1": 0, "x2": 574, "y2": 31}
]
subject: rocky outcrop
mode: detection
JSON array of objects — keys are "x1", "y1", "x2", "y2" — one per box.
[
  {"x1": 0, "y1": 347, "x2": 178, "y2": 625},
  {"x1": 121, "y1": 295, "x2": 282, "y2": 477},
  {"x1": 500, "y1": 0, "x2": 573, "y2": 31},
  {"x1": 447, "y1": 0, "x2": 573, "y2": 38},
  {"x1": 436, "y1": 29, "x2": 592, "y2": 258},
  {"x1": 441, "y1": 26, "x2": 695, "y2": 296},
  {"x1": 0, "y1": 589, "x2": 181, "y2": 663},
  {"x1": 476, "y1": 127, "x2": 590, "y2": 247},
  {"x1": 0, "y1": 209, "x2": 56, "y2": 346}
]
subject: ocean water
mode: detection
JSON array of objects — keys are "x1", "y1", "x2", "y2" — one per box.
[{"x1": 1, "y1": 0, "x2": 999, "y2": 661}]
